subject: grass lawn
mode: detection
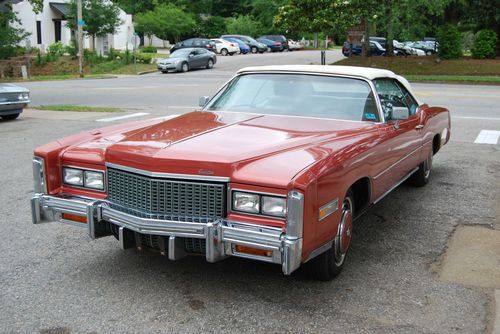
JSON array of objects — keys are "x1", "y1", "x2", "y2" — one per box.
[
  {"x1": 335, "y1": 56, "x2": 500, "y2": 84},
  {"x1": 23, "y1": 56, "x2": 158, "y2": 80},
  {"x1": 32, "y1": 105, "x2": 122, "y2": 112}
]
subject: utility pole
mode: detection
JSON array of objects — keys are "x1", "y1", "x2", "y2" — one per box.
[{"x1": 77, "y1": 0, "x2": 84, "y2": 78}]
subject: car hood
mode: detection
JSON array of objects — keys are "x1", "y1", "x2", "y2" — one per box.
[
  {"x1": 61, "y1": 111, "x2": 378, "y2": 188},
  {"x1": 0, "y1": 83, "x2": 29, "y2": 93}
]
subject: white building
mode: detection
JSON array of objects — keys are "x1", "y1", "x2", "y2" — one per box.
[{"x1": 11, "y1": 0, "x2": 134, "y2": 55}]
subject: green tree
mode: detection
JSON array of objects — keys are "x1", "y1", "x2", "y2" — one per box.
[
  {"x1": 114, "y1": 0, "x2": 154, "y2": 15},
  {"x1": 67, "y1": 0, "x2": 122, "y2": 50},
  {"x1": 472, "y1": 29, "x2": 498, "y2": 59},
  {"x1": 134, "y1": 4, "x2": 195, "y2": 43},
  {"x1": 197, "y1": 15, "x2": 227, "y2": 37},
  {"x1": 251, "y1": 0, "x2": 287, "y2": 34},
  {"x1": 437, "y1": 24, "x2": 463, "y2": 59},
  {"x1": 0, "y1": 10, "x2": 29, "y2": 59},
  {"x1": 226, "y1": 15, "x2": 262, "y2": 36}
]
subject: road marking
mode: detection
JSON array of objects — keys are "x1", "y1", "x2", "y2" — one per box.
[
  {"x1": 474, "y1": 130, "x2": 500, "y2": 144},
  {"x1": 96, "y1": 112, "x2": 150, "y2": 122},
  {"x1": 494, "y1": 290, "x2": 500, "y2": 334},
  {"x1": 454, "y1": 116, "x2": 500, "y2": 121},
  {"x1": 167, "y1": 106, "x2": 197, "y2": 109},
  {"x1": 93, "y1": 86, "x2": 158, "y2": 90}
]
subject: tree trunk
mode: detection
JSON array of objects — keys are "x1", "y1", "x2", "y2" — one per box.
[
  {"x1": 385, "y1": 0, "x2": 394, "y2": 57},
  {"x1": 91, "y1": 35, "x2": 95, "y2": 51},
  {"x1": 362, "y1": 19, "x2": 370, "y2": 57}
]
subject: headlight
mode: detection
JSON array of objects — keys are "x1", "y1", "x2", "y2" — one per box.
[
  {"x1": 232, "y1": 191, "x2": 287, "y2": 217},
  {"x1": 84, "y1": 171, "x2": 104, "y2": 190},
  {"x1": 63, "y1": 168, "x2": 83, "y2": 186},
  {"x1": 18, "y1": 93, "x2": 29, "y2": 100},
  {"x1": 262, "y1": 196, "x2": 287, "y2": 217},
  {"x1": 233, "y1": 192, "x2": 260, "y2": 214}
]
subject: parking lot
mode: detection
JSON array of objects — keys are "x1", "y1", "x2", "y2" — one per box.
[{"x1": 1, "y1": 50, "x2": 499, "y2": 333}]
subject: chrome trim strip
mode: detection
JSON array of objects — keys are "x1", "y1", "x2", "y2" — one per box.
[
  {"x1": 286, "y1": 191, "x2": 304, "y2": 239},
  {"x1": 374, "y1": 146, "x2": 421, "y2": 180},
  {"x1": 33, "y1": 157, "x2": 47, "y2": 194},
  {"x1": 318, "y1": 198, "x2": 339, "y2": 221},
  {"x1": 106, "y1": 162, "x2": 230, "y2": 182},
  {"x1": 374, "y1": 167, "x2": 419, "y2": 204}
]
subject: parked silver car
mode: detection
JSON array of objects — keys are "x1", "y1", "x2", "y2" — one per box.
[
  {"x1": 158, "y1": 48, "x2": 217, "y2": 73},
  {"x1": 0, "y1": 83, "x2": 30, "y2": 120}
]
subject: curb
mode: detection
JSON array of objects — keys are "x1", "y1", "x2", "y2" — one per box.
[{"x1": 137, "y1": 70, "x2": 158, "y2": 75}]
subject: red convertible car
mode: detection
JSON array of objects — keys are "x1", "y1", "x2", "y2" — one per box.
[{"x1": 31, "y1": 65, "x2": 450, "y2": 280}]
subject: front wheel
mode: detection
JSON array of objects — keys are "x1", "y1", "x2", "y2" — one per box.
[
  {"x1": 220, "y1": 48, "x2": 228, "y2": 56},
  {"x1": 206, "y1": 59, "x2": 214, "y2": 69},
  {"x1": 251, "y1": 46, "x2": 257, "y2": 54},
  {"x1": 408, "y1": 151, "x2": 433, "y2": 187},
  {"x1": 181, "y1": 62, "x2": 189, "y2": 72},
  {"x1": 309, "y1": 191, "x2": 354, "y2": 281}
]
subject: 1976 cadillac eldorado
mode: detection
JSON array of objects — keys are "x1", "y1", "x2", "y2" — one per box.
[{"x1": 31, "y1": 65, "x2": 450, "y2": 280}]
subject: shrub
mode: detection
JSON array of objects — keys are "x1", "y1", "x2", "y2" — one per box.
[
  {"x1": 472, "y1": 29, "x2": 498, "y2": 59},
  {"x1": 437, "y1": 25, "x2": 462, "y2": 59},
  {"x1": 140, "y1": 46, "x2": 157, "y2": 53},
  {"x1": 134, "y1": 53, "x2": 153, "y2": 64},
  {"x1": 64, "y1": 42, "x2": 78, "y2": 58},
  {"x1": 47, "y1": 42, "x2": 65, "y2": 61}
]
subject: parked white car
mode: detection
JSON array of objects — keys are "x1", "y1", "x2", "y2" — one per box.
[
  {"x1": 288, "y1": 39, "x2": 304, "y2": 50},
  {"x1": 210, "y1": 38, "x2": 239, "y2": 56}
]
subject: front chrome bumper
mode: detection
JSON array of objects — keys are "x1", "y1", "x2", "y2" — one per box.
[{"x1": 31, "y1": 193, "x2": 302, "y2": 275}]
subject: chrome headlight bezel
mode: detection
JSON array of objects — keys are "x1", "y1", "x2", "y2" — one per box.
[
  {"x1": 232, "y1": 191, "x2": 287, "y2": 218},
  {"x1": 62, "y1": 166, "x2": 105, "y2": 191}
]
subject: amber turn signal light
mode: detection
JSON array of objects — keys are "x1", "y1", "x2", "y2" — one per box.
[
  {"x1": 62, "y1": 213, "x2": 87, "y2": 224},
  {"x1": 234, "y1": 245, "x2": 272, "y2": 257}
]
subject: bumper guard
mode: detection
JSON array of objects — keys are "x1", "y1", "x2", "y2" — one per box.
[{"x1": 31, "y1": 193, "x2": 302, "y2": 275}]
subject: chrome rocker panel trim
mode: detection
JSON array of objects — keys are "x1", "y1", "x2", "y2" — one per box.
[{"x1": 31, "y1": 193, "x2": 302, "y2": 275}]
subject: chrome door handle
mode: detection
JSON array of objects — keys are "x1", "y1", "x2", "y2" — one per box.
[{"x1": 415, "y1": 125, "x2": 424, "y2": 130}]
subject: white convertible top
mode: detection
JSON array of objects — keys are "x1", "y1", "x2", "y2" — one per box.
[{"x1": 237, "y1": 65, "x2": 419, "y2": 104}]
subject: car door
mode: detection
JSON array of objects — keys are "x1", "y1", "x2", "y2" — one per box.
[
  {"x1": 190, "y1": 49, "x2": 205, "y2": 68},
  {"x1": 371, "y1": 78, "x2": 423, "y2": 200}
]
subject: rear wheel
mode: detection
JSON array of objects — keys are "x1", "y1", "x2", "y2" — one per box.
[
  {"x1": 206, "y1": 59, "x2": 214, "y2": 69},
  {"x1": 1, "y1": 113, "x2": 20, "y2": 120},
  {"x1": 408, "y1": 150, "x2": 433, "y2": 187},
  {"x1": 220, "y1": 48, "x2": 228, "y2": 56},
  {"x1": 181, "y1": 62, "x2": 189, "y2": 72},
  {"x1": 310, "y1": 191, "x2": 354, "y2": 281}
]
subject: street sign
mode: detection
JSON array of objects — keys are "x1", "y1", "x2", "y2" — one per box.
[
  {"x1": 347, "y1": 22, "x2": 366, "y2": 42},
  {"x1": 78, "y1": 20, "x2": 86, "y2": 26}
]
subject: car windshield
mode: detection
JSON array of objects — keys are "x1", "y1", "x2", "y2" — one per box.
[
  {"x1": 206, "y1": 73, "x2": 379, "y2": 122},
  {"x1": 170, "y1": 50, "x2": 191, "y2": 58}
]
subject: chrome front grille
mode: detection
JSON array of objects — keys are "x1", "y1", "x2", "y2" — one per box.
[{"x1": 107, "y1": 167, "x2": 226, "y2": 223}]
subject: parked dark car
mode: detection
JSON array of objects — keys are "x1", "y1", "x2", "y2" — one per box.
[
  {"x1": 256, "y1": 38, "x2": 283, "y2": 52},
  {"x1": 157, "y1": 48, "x2": 216, "y2": 73},
  {"x1": 342, "y1": 41, "x2": 386, "y2": 56},
  {"x1": 369, "y1": 37, "x2": 387, "y2": 48},
  {"x1": 260, "y1": 35, "x2": 289, "y2": 51},
  {"x1": 170, "y1": 38, "x2": 216, "y2": 53},
  {"x1": 223, "y1": 37, "x2": 250, "y2": 54},
  {"x1": 221, "y1": 35, "x2": 267, "y2": 53}
]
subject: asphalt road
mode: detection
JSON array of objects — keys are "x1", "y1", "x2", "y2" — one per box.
[{"x1": 1, "y1": 50, "x2": 499, "y2": 334}]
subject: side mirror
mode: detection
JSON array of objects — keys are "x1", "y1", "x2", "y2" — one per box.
[
  {"x1": 189, "y1": 54, "x2": 194, "y2": 57},
  {"x1": 391, "y1": 106, "x2": 410, "y2": 120},
  {"x1": 199, "y1": 96, "x2": 210, "y2": 108}
]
